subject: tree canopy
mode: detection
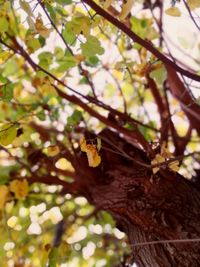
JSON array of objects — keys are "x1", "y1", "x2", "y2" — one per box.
[{"x1": 0, "y1": 0, "x2": 200, "y2": 266}]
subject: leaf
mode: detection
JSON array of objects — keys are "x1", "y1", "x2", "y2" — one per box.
[
  {"x1": 19, "y1": 0, "x2": 33, "y2": 17},
  {"x1": 67, "y1": 110, "x2": 82, "y2": 126},
  {"x1": 0, "y1": 16, "x2": 9, "y2": 33},
  {"x1": 9, "y1": 179, "x2": 29, "y2": 199},
  {"x1": 55, "y1": 158, "x2": 75, "y2": 171},
  {"x1": 26, "y1": 38, "x2": 41, "y2": 54},
  {"x1": 44, "y1": 146, "x2": 60, "y2": 157},
  {"x1": 54, "y1": 47, "x2": 64, "y2": 60},
  {"x1": 57, "y1": 55, "x2": 77, "y2": 72},
  {"x1": 2, "y1": 83, "x2": 14, "y2": 102},
  {"x1": 85, "y1": 145, "x2": 101, "y2": 167},
  {"x1": 38, "y1": 77, "x2": 58, "y2": 97},
  {"x1": 55, "y1": 0, "x2": 72, "y2": 5},
  {"x1": 86, "y1": 56, "x2": 99, "y2": 67},
  {"x1": 63, "y1": 15, "x2": 91, "y2": 45},
  {"x1": 97, "y1": 138, "x2": 101, "y2": 151},
  {"x1": 3, "y1": 58, "x2": 18, "y2": 76},
  {"x1": 165, "y1": 7, "x2": 181, "y2": 17},
  {"x1": 62, "y1": 22, "x2": 77, "y2": 44},
  {"x1": 151, "y1": 154, "x2": 165, "y2": 174},
  {"x1": 80, "y1": 136, "x2": 101, "y2": 167},
  {"x1": 168, "y1": 160, "x2": 179, "y2": 172},
  {"x1": 46, "y1": 3, "x2": 57, "y2": 23},
  {"x1": 81, "y1": 36, "x2": 104, "y2": 57},
  {"x1": 161, "y1": 143, "x2": 172, "y2": 158},
  {"x1": 0, "y1": 123, "x2": 17, "y2": 146},
  {"x1": 35, "y1": 15, "x2": 51, "y2": 38},
  {"x1": 119, "y1": 0, "x2": 134, "y2": 20},
  {"x1": 37, "y1": 110, "x2": 46, "y2": 121},
  {"x1": 48, "y1": 247, "x2": 59, "y2": 267},
  {"x1": 42, "y1": 244, "x2": 52, "y2": 267},
  {"x1": 0, "y1": 185, "x2": 9, "y2": 210},
  {"x1": 38, "y1": 52, "x2": 53, "y2": 67},
  {"x1": 187, "y1": 0, "x2": 200, "y2": 10},
  {"x1": 149, "y1": 67, "x2": 167, "y2": 85},
  {"x1": 130, "y1": 17, "x2": 149, "y2": 39}
]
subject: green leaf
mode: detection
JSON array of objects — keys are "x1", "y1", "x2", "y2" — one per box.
[
  {"x1": 0, "y1": 16, "x2": 9, "y2": 33},
  {"x1": 0, "y1": 123, "x2": 17, "y2": 146},
  {"x1": 38, "y1": 35, "x2": 46, "y2": 47},
  {"x1": 67, "y1": 110, "x2": 82, "y2": 126},
  {"x1": 46, "y1": 3, "x2": 57, "y2": 23},
  {"x1": 54, "y1": 47, "x2": 64, "y2": 60},
  {"x1": 38, "y1": 52, "x2": 53, "y2": 69},
  {"x1": 130, "y1": 17, "x2": 148, "y2": 39},
  {"x1": 57, "y1": 55, "x2": 77, "y2": 72},
  {"x1": 3, "y1": 58, "x2": 18, "y2": 76},
  {"x1": 86, "y1": 56, "x2": 100, "y2": 66},
  {"x1": 0, "y1": 74, "x2": 8, "y2": 84},
  {"x1": 150, "y1": 67, "x2": 167, "y2": 85},
  {"x1": 138, "y1": 125, "x2": 151, "y2": 141},
  {"x1": 37, "y1": 110, "x2": 46, "y2": 121},
  {"x1": 48, "y1": 247, "x2": 59, "y2": 267},
  {"x1": 62, "y1": 22, "x2": 77, "y2": 45},
  {"x1": 55, "y1": 0, "x2": 72, "y2": 5},
  {"x1": 81, "y1": 36, "x2": 104, "y2": 57},
  {"x1": 79, "y1": 77, "x2": 89, "y2": 85},
  {"x1": 26, "y1": 38, "x2": 41, "y2": 54},
  {"x1": 0, "y1": 165, "x2": 19, "y2": 185},
  {"x1": 2, "y1": 83, "x2": 14, "y2": 102}
]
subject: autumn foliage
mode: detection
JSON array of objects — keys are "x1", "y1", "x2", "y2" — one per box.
[{"x1": 0, "y1": 0, "x2": 200, "y2": 266}]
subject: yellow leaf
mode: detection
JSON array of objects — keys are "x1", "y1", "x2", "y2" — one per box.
[
  {"x1": 0, "y1": 185, "x2": 9, "y2": 210},
  {"x1": 39, "y1": 84, "x2": 58, "y2": 97},
  {"x1": 80, "y1": 136, "x2": 88, "y2": 152},
  {"x1": 187, "y1": 0, "x2": 200, "y2": 10},
  {"x1": 168, "y1": 160, "x2": 179, "y2": 172},
  {"x1": 165, "y1": 7, "x2": 181, "y2": 17},
  {"x1": 0, "y1": 123, "x2": 17, "y2": 146},
  {"x1": 44, "y1": 145, "x2": 60, "y2": 157},
  {"x1": 119, "y1": 0, "x2": 134, "y2": 20},
  {"x1": 74, "y1": 54, "x2": 86, "y2": 63},
  {"x1": 80, "y1": 136, "x2": 101, "y2": 167},
  {"x1": 151, "y1": 154, "x2": 165, "y2": 174},
  {"x1": 9, "y1": 179, "x2": 29, "y2": 199},
  {"x1": 135, "y1": 63, "x2": 149, "y2": 77},
  {"x1": 55, "y1": 158, "x2": 75, "y2": 172},
  {"x1": 85, "y1": 144, "x2": 101, "y2": 167},
  {"x1": 161, "y1": 143, "x2": 172, "y2": 158},
  {"x1": 35, "y1": 15, "x2": 51, "y2": 38}
]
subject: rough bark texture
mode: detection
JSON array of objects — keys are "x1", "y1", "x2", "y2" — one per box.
[{"x1": 75, "y1": 129, "x2": 200, "y2": 267}]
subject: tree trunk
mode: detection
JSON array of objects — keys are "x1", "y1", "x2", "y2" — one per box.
[{"x1": 75, "y1": 129, "x2": 200, "y2": 267}]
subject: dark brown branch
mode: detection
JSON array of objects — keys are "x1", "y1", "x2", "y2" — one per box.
[
  {"x1": 82, "y1": 0, "x2": 200, "y2": 82},
  {"x1": 165, "y1": 64, "x2": 200, "y2": 136}
]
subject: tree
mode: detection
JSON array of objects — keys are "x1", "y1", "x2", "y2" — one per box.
[{"x1": 0, "y1": 0, "x2": 200, "y2": 266}]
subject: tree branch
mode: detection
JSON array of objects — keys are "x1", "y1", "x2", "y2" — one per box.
[{"x1": 82, "y1": 0, "x2": 200, "y2": 82}]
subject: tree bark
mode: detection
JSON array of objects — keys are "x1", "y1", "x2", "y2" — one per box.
[{"x1": 75, "y1": 129, "x2": 200, "y2": 267}]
